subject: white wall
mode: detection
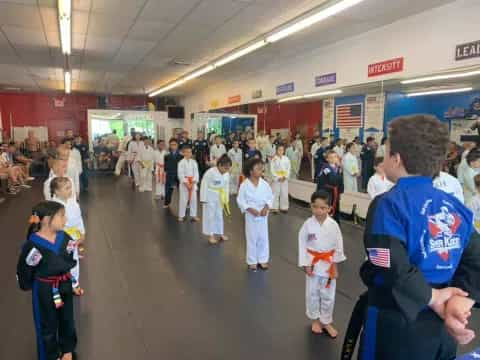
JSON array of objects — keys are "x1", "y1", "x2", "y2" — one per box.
[{"x1": 181, "y1": 0, "x2": 480, "y2": 128}]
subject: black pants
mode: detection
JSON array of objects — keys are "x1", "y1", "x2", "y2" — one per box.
[
  {"x1": 165, "y1": 176, "x2": 178, "y2": 206},
  {"x1": 358, "y1": 305, "x2": 456, "y2": 360},
  {"x1": 32, "y1": 279, "x2": 77, "y2": 360},
  {"x1": 80, "y1": 167, "x2": 88, "y2": 191}
]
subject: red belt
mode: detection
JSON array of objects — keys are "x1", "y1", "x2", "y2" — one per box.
[
  {"x1": 37, "y1": 273, "x2": 72, "y2": 289},
  {"x1": 157, "y1": 164, "x2": 166, "y2": 184},
  {"x1": 185, "y1": 176, "x2": 194, "y2": 202},
  {"x1": 307, "y1": 249, "x2": 335, "y2": 288}
]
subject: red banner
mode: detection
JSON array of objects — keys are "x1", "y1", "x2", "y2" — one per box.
[
  {"x1": 228, "y1": 95, "x2": 241, "y2": 104},
  {"x1": 368, "y1": 57, "x2": 404, "y2": 77}
]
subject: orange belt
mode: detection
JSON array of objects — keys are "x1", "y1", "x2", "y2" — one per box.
[
  {"x1": 157, "y1": 164, "x2": 165, "y2": 184},
  {"x1": 307, "y1": 249, "x2": 335, "y2": 288},
  {"x1": 185, "y1": 176, "x2": 194, "y2": 203}
]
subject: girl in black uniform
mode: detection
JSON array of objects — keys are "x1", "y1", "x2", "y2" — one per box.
[{"x1": 17, "y1": 201, "x2": 77, "y2": 360}]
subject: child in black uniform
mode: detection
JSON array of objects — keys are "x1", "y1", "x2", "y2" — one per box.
[
  {"x1": 164, "y1": 138, "x2": 183, "y2": 209},
  {"x1": 17, "y1": 201, "x2": 77, "y2": 360},
  {"x1": 316, "y1": 150, "x2": 344, "y2": 223}
]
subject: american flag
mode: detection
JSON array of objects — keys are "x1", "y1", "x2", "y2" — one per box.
[
  {"x1": 336, "y1": 103, "x2": 363, "y2": 128},
  {"x1": 367, "y1": 248, "x2": 390, "y2": 268}
]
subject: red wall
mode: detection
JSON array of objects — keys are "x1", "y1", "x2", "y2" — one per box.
[
  {"x1": 0, "y1": 92, "x2": 148, "y2": 141},
  {"x1": 248, "y1": 101, "x2": 322, "y2": 137}
]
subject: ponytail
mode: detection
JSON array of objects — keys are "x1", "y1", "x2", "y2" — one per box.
[{"x1": 26, "y1": 201, "x2": 65, "y2": 238}]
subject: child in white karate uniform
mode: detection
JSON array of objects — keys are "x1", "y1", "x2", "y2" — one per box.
[
  {"x1": 210, "y1": 136, "x2": 227, "y2": 166},
  {"x1": 137, "y1": 138, "x2": 155, "y2": 192},
  {"x1": 227, "y1": 140, "x2": 243, "y2": 195},
  {"x1": 154, "y1": 140, "x2": 167, "y2": 199},
  {"x1": 467, "y1": 174, "x2": 480, "y2": 233},
  {"x1": 286, "y1": 142, "x2": 301, "y2": 179},
  {"x1": 127, "y1": 133, "x2": 145, "y2": 188},
  {"x1": 270, "y1": 144, "x2": 291, "y2": 213},
  {"x1": 200, "y1": 154, "x2": 232, "y2": 244},
  {"x1": 298, "y1": 190, "x2": 346, "y2": 337},
  {"x1": 237, "y1": 158, "x2": 273, "y2": 271},
  {"x1": 44, "y1": 159, "x2": 76, "y2": 202},
  {"x1": 177, "y1": 145, "x2": 200, "y2": 222},
  {"x1": 367, "y1": 157, "x2": 394, "y2": 199},
  {"x1": 50, "y1": 177, "x2": 86, "y2": 296}
]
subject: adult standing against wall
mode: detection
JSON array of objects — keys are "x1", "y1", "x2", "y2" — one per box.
[{"x1": 360, "y1": 137, "x2": 376, "y2": 190}]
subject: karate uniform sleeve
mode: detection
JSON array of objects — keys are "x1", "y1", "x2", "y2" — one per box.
[
  {"x1": 224, "y1": 173, "x2": 230, "y2": 197},
  {"x1": 361, "y1": 197, "x2": 432, "y2": 322},
  {"x1": 16, "y1": 241, "x2": 40, "y2": 291},
  {"x1": 298, "y1": 222, "x2": 310, "y2": 267},
  {"x1": 236, "y1": 182, "x2": 249, "y2": 213},
  {"x1": 451, "y1": 232, "x2": 480, "y2": 304},
  {"x1": 264, "y1": 181, "x2": 274, "y2": 208},
  {"x1": 285, "y1": 157, "x2": 291, "y2": 178},
  {"x1": 333, "y1": 222, "x2": 347, "y2": 263},
  {"x1": 200, "y1": 169, "x2": 209, "y2": 203},
  {"x1": 367, "y1": 177, "x2": 376, "y2": 199},
  {"x1": 177, "y1": 160, "x2": 185, "y2": 183},
  {"x1": 194, "y1": 161, "x2": 199, "y2": 183},
  {"x1": 271, "y1": 159, "x2": 280, "y2": 181},
  {"x1": 75, "y1": 204, "x2": 86, "y2": 235},
  {"x1": 464, "y1": 168, "x2": 476, "y2": 195},
  {"x1": 43, "y1": 178, "x2": 51, "y2": 200}
]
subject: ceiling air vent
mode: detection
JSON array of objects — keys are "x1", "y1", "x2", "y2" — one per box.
[{"x1": 170, "y1": 59, "x2": 192, "y2": 66}]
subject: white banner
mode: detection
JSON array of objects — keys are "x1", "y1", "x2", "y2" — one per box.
[
  {"x1": 364, "y1": 93, "x2": 385, "y2": 131},
  {"x1": 322, "y1": 98, "x2": 334, "y2": 134}
]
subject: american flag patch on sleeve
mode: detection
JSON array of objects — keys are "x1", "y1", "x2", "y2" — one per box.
[{"x1": 367, "y1": 248, "x2": 391, "y2": 268}]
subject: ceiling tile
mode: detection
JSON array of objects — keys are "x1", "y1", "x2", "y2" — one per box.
[
  {"x1": 91, "y1": 0, "x2": 146, "y2": 17},
  {"x1": 186, "y1": 0, "x2": 248, "y2": 29},
  {"x1": 72, "y1": 10, "x2": 90, "y2": 34},
  {"x1": 0, "y1": 3, "x2": 43, "y2": 30},
  {"x1": 87, "y1": 13, "x2": 133, "y2": 38},
  {"x1": 139, "y1": 0, "x2": 200, "y2": 23},
  {"x1": 73, "y1": 0, "x2": 92, "y2": 12},
  {"x1": 39, "y1": 6, "x2": 58, "y2": 32},
  {"x1": 127, "y1": 20, "x2": 174, "y2": 42},
  {"x1": 2, "y1": 25, "x2": 48, "y2": 47},
  {"x1": 113, "y1": 39, "x2": 156, "y2": 65},
  {"x1": 85, "y1": 35, "x2": 122, "y2": 55}
]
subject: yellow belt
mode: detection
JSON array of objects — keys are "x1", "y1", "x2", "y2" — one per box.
[
  {"x1": 275, "y1": 170, "x2": 288, "y2": 177},
  {"x1": 65, "y1": 227, "x2": 81, "y2": 241},
  {"x1": 210, "y1": 187, "x2": 231, "y2": 216},
  {"x1": 142, "y1": 160, "x2": 153, "y2": 169},
  {"x1": 475, "y1": 220, "x2": 480, "y2": 230}
]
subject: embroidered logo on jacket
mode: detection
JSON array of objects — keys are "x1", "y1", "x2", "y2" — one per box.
[
  {"x1": 307, "y1": 233, "x2": 317, "y2": 241},
  {"x1": 26, "y1": 247, "x2": 43, "y2": 266},
  {"x1": 427, "y1": 206, "x2": 462, "y2": 261}
]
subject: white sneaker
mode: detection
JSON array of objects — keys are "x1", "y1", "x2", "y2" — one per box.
[
  {"x1": 20, "y1": 184, "x2": 32, "y2": 189},
  {"x1": 27, "y1": 177, "x2": 35, "y2": 181}
]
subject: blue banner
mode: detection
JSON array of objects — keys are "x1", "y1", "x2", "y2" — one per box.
[
  {"x1": 276, "y1": 82, "x2": 295, "y2": 95},
  {"x1": 315, "y1": 73, "x2": 337, "y2": 87}
]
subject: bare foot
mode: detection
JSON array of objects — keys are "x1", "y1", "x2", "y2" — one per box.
[
  {"x1": 191, "y1": 217, "x2": 200, "y2": 222},
  {"x1": 311, "y1": 320, "x2": 323, "y2": 334},
  {"x1": 178, "y1": 217, "x2": 184, "y2": 222},
  {"x1": 248, "y1": 264, "x2": 258, "y2": 271},
  {"x1": 322, "y1": 323, "x2": 338, "y2": 338},
  {"x1": 62, "y1": 352, "x2": 73, "y2": 360},
  {"x1": 163, "y1": 204, "x2": 169, "y2": 209},
  {"x1": 208, "y1": 236, "x2": 218, "y2": 244},
  {"x1": 220, "y1": 235, "x2": 229, "y2": 241}
]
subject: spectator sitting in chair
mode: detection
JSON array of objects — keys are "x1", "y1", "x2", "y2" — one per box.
[{"x1": 5, "y1": 142, "x2": 34, "y2": 180}]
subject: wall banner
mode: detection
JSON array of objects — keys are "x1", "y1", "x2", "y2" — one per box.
[
  {"x1": 368, "y1": 57, "x2": 404, "y2": 77},
  {"x1": 276, "y1": 82, "x2": 295, "y2": 95},
  {"x1": 456, "y1": 40, "x2": 480, "y2": 61}
]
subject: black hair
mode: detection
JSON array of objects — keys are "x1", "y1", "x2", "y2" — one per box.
[
  {"x1": 346, "y1": 142, "x2": 354, "y2": 152},
  {"x1": 169, "y1": 138, "x2": 178, "y2": 144},
  {"x1": 311, "y1": 190, "x2": 331, "y2": 205},
  {"x1": 474, "y1": 174, "x2": 480, "y2": 189},
  {"x1": 50, "y1": 177, "x2": 70, "y2": 199},
  {"x1": 217, "y1": 154, "x2": 232, "y2": 167},
  {"x1": 366, "y1": 136, "x2": 375, "y2": 143},
  {"x1": 243, "y1": 158, "x2": 263, "y2": 177},
  {"x1": 381, "y1": 137, "x2": 387, "y2": 145},
  {"x1": 61, "y1": 137, "x2": 74, "y2": 145},
  {"x1": 466, "y1": 147, "x2": 480, "y2": 166},
  {"x1": 157, "y1": 139, "x2": 165, "y2": 144},
  {"x1": 27, "y1": 201, "x2": 65, "y2": 238},
  {"x1": 374, "y1": 157, "x2": 384, "y2": 167},
  {"x1": 182, "y1": 144, "x2": 192, "y2": 150}
]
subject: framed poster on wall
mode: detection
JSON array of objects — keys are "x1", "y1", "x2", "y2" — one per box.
[
  {"x1": 450, "y1": 119, "x2": 476, "y2": 143},
  {"x1": 339, "y1": 128, "x2": 360, "y2": 141}
]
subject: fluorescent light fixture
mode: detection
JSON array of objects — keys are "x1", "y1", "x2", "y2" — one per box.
[
  {"x1": 148, "y1": 79, "x2": 186, "y2": 97},
  {"x1": 304, "y1": 89, "x2": 343, "y2": 98},
  {"x1": 401, "y1": 69, "x2": 480, "y2": 84},
  {"x1": 278, "y1": 96, "x2": 303, "y2": 103},
  {"x1": 58, "y1": 0, "x2": 72, "y2": 55},
  {"x1": 64, "y1": 71, "x2": 71, "y2": 94},
  {"x1": 183, "y1": 65, "x2": 215, "y2": 81},
  {"x1": 214, "y1": 40, "x2": 267, "y2": 67},
  {"x1": 406, "y1": 87, "x2": 473, "y2": 97},
  {"x1": 266, "y1": 0, "x2": 365, "y2": 43}
]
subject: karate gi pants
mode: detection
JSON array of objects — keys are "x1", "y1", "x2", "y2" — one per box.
[
  {"x1": 164, "y1": 176, "x2": 177, "y2": 206},
  {"x1": 245, "y1": 213, "x2": 269, "y2": 265},
  {"x1": 202, "y1": 201, "x2": 223, "y2": 235},
  {"x1": 139, "y1": 167, "x2": 153, "y2": 192},
  {"x1": 114, "y1": 152, "x2": 127, "y2": 176},
  {"x1": 131, "y1": 162, "x2": 141, "y2": 186},
  {"x1": 155, "y1": 180, "x2": 165, "y2": 197},
  {"x1": 32, "y1": 280, "x2": 77, "y2": 360},
  {"x1": 305, "y1": 275, "x2": 336, "y2": 325},
  {"x1": 229, "y1": 171, "x2": 240, "y2": 195},
  {"x1": 358, "y1": 304, "x2": 456, "y2": 360},
  {"x1": 271, "y1": 179, "x2": 289, "y2": 210},
  {"x1": 179, "y1": 183, "x2": 197, "y2": 218}
]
